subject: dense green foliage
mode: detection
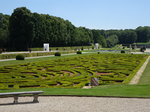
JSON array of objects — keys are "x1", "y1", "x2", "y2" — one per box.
[
  {"x1": 0, "y1": 54, "x2": 147, "y2": 89},
  {"x1": 9, "y1": 8, "x2": 34, "y2": 51},
  {"x1": 31, "y1": 46, "x2": 92, "y2": 51},
  {"x1": 16, "y1": 54, "x2": 25, "y2": 60},
  {"x1": 118, "y1": 30, "x2": 137, "y2": 44},
  {"x1": 8, "y1": 7, "x2": 93, "y2": 51},
  {"x1": 136, "y1": 26, "x2": 150, "y2": 42},
  {"x1": 121, "y1": 50, "x2": 125, "y2": 53},
  {"x1": 106, "y1": 35, "x2": 119, "y2": 47},
  {"x1": 0, "y1": 51, "x2": 75, "y2": 60},
  {"x1": 140, "y1": 47, "x2": 146, "y2": 52},
  {"x1": 0, "y1": 7, "x2": 150, "y2": 51},
  {"x1": 92, "y1": 30, "x2": 107, "y2": 47},
  {"x1": 0, "y1": 13, "x2": 9, "y2": 48},
  {"x1": 76, "y1": 51, "x2": 82, "y2": 54},
  {"x1": 55, "y1": 52, "x2": 61, "y2": 56}
]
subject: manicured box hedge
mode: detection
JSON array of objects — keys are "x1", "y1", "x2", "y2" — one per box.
[
  {"x1": 31, "y1": 46, "x2": 92, "y2": 51},
  {"x1": 0, "y1": 51, "x2": 75, "y2": 60},
  {"x1": 0, "y1": 53, "x2": 147, "y2": 89}
]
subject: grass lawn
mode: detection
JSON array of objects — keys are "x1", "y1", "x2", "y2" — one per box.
[
  {"x1": 138, "y1": 57, "x2": 150, "y2": 84},
  {"x1": 0, "y1": 84, "x2": 150, "y2": 98}
]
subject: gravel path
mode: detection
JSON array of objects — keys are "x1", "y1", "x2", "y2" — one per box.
[
  {"x1": 130, "y1": 56, "x2": 150, "y2": 84},
  {"x1": 0, "y1": 96, "x2": 150, "y2": 112}
]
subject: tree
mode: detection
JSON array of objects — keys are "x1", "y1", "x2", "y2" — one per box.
[
  {"x1": 136, "y1": 26, "x2": 150, "y2": 42},
  {"x1": 106, "y1": 35, "x2": 118, "y2": 47},
  {"x1": 0, "y1": 13, "x2": 9, "y2": 48},
  {"x1": 118, "y1": 30, "x2": 137, "y2": 44},
  {"x1": 73, "y1": 27, "x2": 93, "y2": 46},
  {"x1": 92, "y1": 30, "x2": 107, "y2": 47},
  {"x1": 9, "y1": 7, "x2": 34, "y2": 51},
  {"x1": 1, "y1": 7, "x2": 150, "y2": 51}
]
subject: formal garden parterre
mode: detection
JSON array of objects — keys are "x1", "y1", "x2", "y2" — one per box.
[{"x1": 0, "y1": 54, "x2": 147, "y2": 89}]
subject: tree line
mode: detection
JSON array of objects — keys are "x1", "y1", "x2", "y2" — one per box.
[{"x1": 0, "y1": 7, "x2": 150, "y2": 51}]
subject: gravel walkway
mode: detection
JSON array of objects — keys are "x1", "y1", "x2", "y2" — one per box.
[{"x1": 0, "y1": 96, "x2": 150, "y2": 112}]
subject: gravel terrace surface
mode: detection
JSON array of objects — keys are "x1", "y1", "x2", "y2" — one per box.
[{"x1": 0, "y1": 96, "x2": 150, "y2": 112}]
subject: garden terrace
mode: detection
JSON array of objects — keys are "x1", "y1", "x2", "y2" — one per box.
[{"x1": 0, "y1": 54, "x2": 147, "y2": 89}]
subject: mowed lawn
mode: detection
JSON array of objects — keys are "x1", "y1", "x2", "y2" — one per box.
[
  {"x1": 138, "y1": 57, "x2": 150, "y2": 84},
  {"x1": 0, "y1": 85, "x2": 149, "y2": 98}
]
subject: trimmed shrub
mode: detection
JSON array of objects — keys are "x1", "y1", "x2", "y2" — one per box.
[
  {"x1": 77, "y1": 51, "x2": 82, "y2": 54},
  {"x1": 0, "y1": 49, "x2": 2, "y2": 54},
  {"x1": 121, "y1": 50, "x2": 125, "y2": 53},
  {"x1": 16, "y1": 54, "x2": 25, "y2": 60},
  {"x1": 0, "y1": 51, "x2": 76, "y2": 60},
  {"x1": 140, "y1": 47, "x2": 146, "y2": 52},
  {"x1": 81, "y1": 47, "x2": 84, "y2": 51},
  {"x1": 55, "y1": 52, "x2": 61, "y2": 56}
]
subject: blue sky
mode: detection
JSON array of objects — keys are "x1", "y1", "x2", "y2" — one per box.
[{"x1": 0, "y1": 0, "x2": 150, "y2": 29}]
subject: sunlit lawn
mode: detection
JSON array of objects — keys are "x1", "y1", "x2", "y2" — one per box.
[{"x1": 0, "y1": 84, "x2": 150, "y2": 98}]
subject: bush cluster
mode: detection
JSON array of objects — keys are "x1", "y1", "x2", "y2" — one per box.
[
  {"x1": 0, "y1": 50, "x2": 2, "y2": 54},
  {"x1": 77, "y1": 51, "x2": 82, "y2": 54},
  {"x1": 0, "y1": 51, "x2": 76, "y2": 60},
  {"x1": 16, "y1": 54, "x2": 25, "y2": 60},
  {"x1": 140, "y1": 47, "x2": 146, "y2": 52},
  {"x1": 55, "y1": 52, "x2": 61, "y2": 56},
  {"x1": 121, "y1": 50, "x2": 125, "y2": 53}
]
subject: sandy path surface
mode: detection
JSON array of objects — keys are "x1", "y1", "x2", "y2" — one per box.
[{"x1": 0, "y1": 96, "x2": 150, "y2": 112}]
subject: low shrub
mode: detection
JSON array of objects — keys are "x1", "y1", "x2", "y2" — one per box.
[
  {"x1": 77, "y1": 51, "x2": 82, "y2": 54},
  {"x1": 0, "y1": 49, "x2": 2, "y2": 54},
  {"x1": 0, "y1": 51, "x2": 76, "y2": 60},
  {"x1": 140, "y1": 47, "x2": 146, "y2": 52},
  {"x1": 121, "y1": 50, "x2": 125, "y2": 53},
  {"x1": 16, "y1": 54, "x2": 25, "y2": 60},
  {"x1": 81, "y1": 47, "x2": 84, "y2": 51},
  {"x1": 55, "y1": 52, "x2": 61, "y2": 56}
]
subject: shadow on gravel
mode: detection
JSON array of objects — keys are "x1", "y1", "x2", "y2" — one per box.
[{"x1": 0, "y1": 101, "x2": 38, "y2": 106}]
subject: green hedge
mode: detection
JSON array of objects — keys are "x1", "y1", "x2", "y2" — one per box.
[
  {"x1": 0, "y1": 51, "x2": 75, "y2": 60},
  {"x1": 77, "y1": 51, "x2": 82, "y2": 54},
  {"x1": 31, "y1": 46, "x2": 92, "y2": 51},
  {"x1": 0, "y1": 53, "x2": 147, "y2": 89},
  {"x1": 16, "y1": 54, "x2": 25, "y2": 60},
  {"x1": 55, "y1": 52, "x2": 61, "y2": 56}
]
